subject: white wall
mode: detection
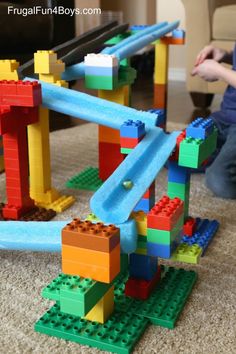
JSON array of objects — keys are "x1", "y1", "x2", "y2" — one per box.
[{"x1": 157, "y1": 0, "x2": 186, "y2": 79}]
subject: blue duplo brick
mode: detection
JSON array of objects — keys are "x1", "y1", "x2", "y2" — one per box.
[
  {"x1": 147, "y1": 240, "x2": 178, "y2": 259},
  {"x1": 85, "y1": 66, "x2": 118, "y2": 77},
  {"x1": 168, "y1": 161, "x2": 190, "y2": 184},
  {"x1": 133, "y1": 195, "x2": 155, "y2": 213},
  {"x1": 120, "y1": 120, "x2": 145, "y2": 138},
  {"x1": 148, "y1": 109, "x2": 166, "y2": 127},
  {"x1": 181, "y1": 217, "x2": 219, "y2": 255},
  {"x1": 186, "y1": 117, "x2": 214, "y2": 140},
  {"x1": 129, "y1": 253, "x2": 157, "y2": 280},
  {"x1": 172, "y1": 29, "x2": 185, "y2": 39}
]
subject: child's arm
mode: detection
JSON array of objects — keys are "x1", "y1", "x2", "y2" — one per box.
[{"x1": 192, "y1": 59, "x2": 236, "y2": 88}]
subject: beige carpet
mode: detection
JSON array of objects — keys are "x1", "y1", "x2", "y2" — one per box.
[{"x1": 0, "y1": 123, "x2": 236, "y2": 354}]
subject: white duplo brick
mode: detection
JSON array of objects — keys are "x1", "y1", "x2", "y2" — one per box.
[{"x1": 84, "y1": 53, "x2": 119, "y2": 67}]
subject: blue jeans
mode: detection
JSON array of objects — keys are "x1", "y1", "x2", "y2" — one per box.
[{"x1": 205, "y1": 119, "x2": 236, "y2": 199}]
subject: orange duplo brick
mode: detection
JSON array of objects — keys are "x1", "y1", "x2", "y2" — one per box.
[
  {"x1": 62, "y1": 245, "x2": 120, "y2": 283},
  {"x1": 62, "y1": 219, "x2": 120, "y2": 252},
  {"x1": 99, "y1": 125, "x2": 120, "y2": 144},
  {"x1": 154, "y1": 83, "x2": 167, "y2": 109}
]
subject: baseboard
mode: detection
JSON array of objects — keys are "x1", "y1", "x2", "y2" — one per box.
[{"x1": 168, "y1": 68, "x2": 186, "y2": 82}]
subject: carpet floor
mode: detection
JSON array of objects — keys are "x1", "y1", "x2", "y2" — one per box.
[{"x1": 0, "y1": 123, "x2": 236, "y2": 354}]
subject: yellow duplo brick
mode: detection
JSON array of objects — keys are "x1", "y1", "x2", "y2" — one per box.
[
  {"x1": 154, "y1": 43, "x2": 169, "y2": 84},
  {"x1": 34, "y1": 50, "x2": 65, "y2": 74},
  {"x1": 84, "y1": 286, "x2": 114, "y2": 323},
  {"x1": 28, "y1": 107, "x2": 51, "y2": 198},
  {"x1": 0, "y1": 59, "x2": 19, "y2": 80},
  {"x1": 98, "y1": 86, "x2": 128, "y2": 106},
  {"x1": 131, "y1": 211, "x2": 147, "y2": 236},
  {"x1": 56, "y1": 80, "x2": 68, "y2": 88}
]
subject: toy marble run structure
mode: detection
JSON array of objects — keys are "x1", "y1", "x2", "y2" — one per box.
[{"x1": 0, "y1": 21, "x2": 220, "y2": 353}]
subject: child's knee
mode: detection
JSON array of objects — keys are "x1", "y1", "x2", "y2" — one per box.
[{"x1": 205, "y1": 165, "x2": 236, "y2": 199}]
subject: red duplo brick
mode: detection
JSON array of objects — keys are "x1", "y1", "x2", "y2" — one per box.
[
  {"x1": 183, "y1": 217, "x2": 197, "y2": 237},
  {"x1": 169, "y1": 130, "x2": 186, "y2": 161},
  {"x1": 147, "y1": 195, "x2": 184, "y2": 230},
  {"x1": 0, "y1": 80, "x2": 42, "y2": 107},
  {"x1": 99, "y1": 141, "x2": 124, "y2": 181},
  {"x1": 125, "y1": 266, "x2": 162, "y2": 300},
  {"x1": 120, "y1": 136, "x2": 144, "y2": 149}
]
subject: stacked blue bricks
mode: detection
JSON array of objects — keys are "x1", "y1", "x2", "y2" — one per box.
[{"x1": 129, "y1": 253, "x2": 157, "y2": 281}]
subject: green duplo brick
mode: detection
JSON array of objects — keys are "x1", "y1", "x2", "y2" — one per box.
[
  {"x1": 105, "y1": 32, "x2": 131, "y2": 45},
  {"x1": 179, "y1": 128, "x2": 217, "y2": 168},
  {"x1": 147, "y1": 215, "x2": 184, "y2": 245},
  {"x1": 167, "y1": 181, "x2": 190, "y2": 199},
  {"x1": 137, "y1": 240, "x2": 147, "y2": 249},
  {"x1": 42, "y1": 273, "x2": 112, "y2": 317},
  {"x1": 121, "y1": 147, "x2": 132, "y2": 154},
  {"x1": 172, "y1": 244, "x2": 202, "y2": 264},
  {"x1": 85, "y1": 75, "x2": 118, "y2": 90}
]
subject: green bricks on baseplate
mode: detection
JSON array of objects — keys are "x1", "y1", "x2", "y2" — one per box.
[
  {"x1": 42, "y1": 273, "x2": 113, "y2": 317},
  {"x1": 66, "y1": 167, "x2": 103, "y2": 191},
  {"x1": 35, "y1": 266, "x2": 197, "y2": 352}
]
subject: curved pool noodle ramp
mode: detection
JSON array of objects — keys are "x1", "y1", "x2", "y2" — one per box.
[{"x1": 91, "y1": 129, "x2": 180, "y2": 224}]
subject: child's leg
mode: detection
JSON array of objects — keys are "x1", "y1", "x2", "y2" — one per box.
[{"x1": 205, "y1": 123, "x2": 236, "y2": 199}]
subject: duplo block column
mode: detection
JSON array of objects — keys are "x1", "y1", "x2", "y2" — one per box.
[
  {"x1": 0, "y1": 59, "x2": 20, "y2": 172},
  {"x1": 28, "y1": 50, "x2": 75, "y2": 212},
  {"x1": 0, "y1": 80, "x2": 42, "y2": 219}
]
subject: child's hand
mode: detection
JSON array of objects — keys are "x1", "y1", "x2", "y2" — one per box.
[
  {"x1": 195, "y1": 45, "x2": 227, "y2": 66},
  {"x1": 191, "y1": 59, "x2": 224, "y2": 82}
]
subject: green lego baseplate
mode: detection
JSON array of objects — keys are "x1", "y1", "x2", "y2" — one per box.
[
  {"x1": 65, "y1": 167, "x2": 103, "y2": 191},
  {"x1": 35, "y1": 266, "x2": 197, "y2": 352},
  {"x1": 35, "y1": 303, "x2": 148, "y2": 354},
  {"x1": 114, "y1": 266, "x2": 197, "y2": 329}
]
